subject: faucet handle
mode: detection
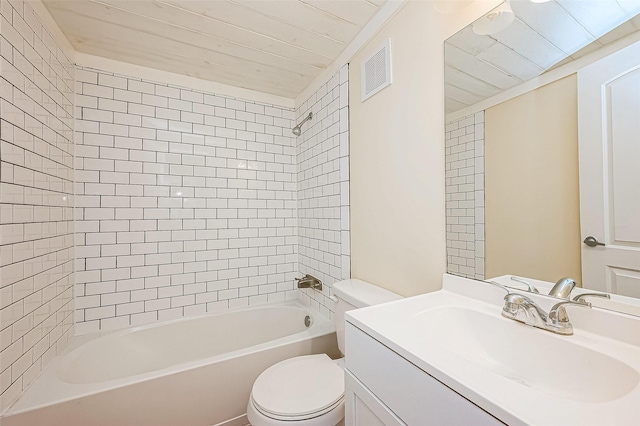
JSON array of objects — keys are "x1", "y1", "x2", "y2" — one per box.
[
  {"x1": 572, "y1": 292, "x2": 610, "y2": 303},
  {"x1": 510, "y1": 276, "x2": 539, "y2": 293},
  {"x1": 549, "y1": 299, "x2": 592, "y2": 323},
  {"x1": 295, "y1": 274, "x2": 323, "y2": 291},
  {"x1": 502, "y1": 293, "x2": 533, "y2": 315},
  {"x1": 485, "y1": 280, "x2": 511, "y2": 295}
]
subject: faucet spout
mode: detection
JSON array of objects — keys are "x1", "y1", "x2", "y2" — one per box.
[
  {"x1": 295, "y1": 274, "x2": 323, "y2": 291},
  {"x1": 548, "y1": 277, "x2": 576, "y2": 298}
]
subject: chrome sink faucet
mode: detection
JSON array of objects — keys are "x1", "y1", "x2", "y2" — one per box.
[
  {"x1": 486, "y1": 281, "x2": 590, "y2": 335},
  {"x1": 502, "y1": 293, "x2": 591, "y2": 335}
]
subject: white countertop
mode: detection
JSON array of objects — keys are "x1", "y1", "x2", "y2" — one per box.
[{"x1": 346, "y1": 274, "x2": 640, "y2": 426}]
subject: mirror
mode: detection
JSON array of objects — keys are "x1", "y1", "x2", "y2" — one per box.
[{"x1": 444, "y1": 0, "x2": 640, "y2": 315}]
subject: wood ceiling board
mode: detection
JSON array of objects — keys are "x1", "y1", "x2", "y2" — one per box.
[
  {"x1": 445, "y1": 98, "x2": 467, "y2": 115},
  {"x1": 73, "y1": 39, "x2": 304, "y2": 97},
  {"x1": 447, "y1": 26, "x2": 497, "y2": 56},
  {"x1": 445, "y1": 83, "x2": 484, "y2": 106},
  {"x1": 63, "y1": 23, "x2": 309, "y2": 97},
  {"x1": 476, "y1": 43, "x2": 544, "y2": 81},
  {"x1": 47, "y1": 1, "x2": 321, "y2": 77},
  {"x1": 445, "y1": 65, "x2": 504, "y2": 99},
  {"x1": 43, "y1": 0, "x2": 387, "y2": 99},
  {"x1": 564, "y1": 15, "x2": 640, "y2": 62},
  {"x1": 557, "y1": 0, "x2": 627, "y2": 37},
  {"x1": 159, "y1": 0, "x2": 345, "y2": 58},
  {"x1": 445, "y1": 0, "x2": 640, "y2": 116},
  {"x1": 232, "y1": 0, "x2": 361, "y2": 43},
  {"x1": 616, "y1": 0, "x2": 640, "y2": 15},
  {"x1": 491, "y1": 18, "x2": 566, "y2": 69},
  {"x1": 94, "y1": 0, "x2": 335, "y2": 68},
  {"x1": 302, "y1": 0, "x2": 379, "y2": 26},
  {"x1": 568, "y1": 39, "x2": 604, "y2": 60},
  {"x1": 511, "y1": 0, "x2": 594, "y2": 54},
  {"x1": 597, "y1": 17, "x2": 640, "y2": 45},
  {"x1": 445, "y1": 44, "x2": 522, "y2": 90}
]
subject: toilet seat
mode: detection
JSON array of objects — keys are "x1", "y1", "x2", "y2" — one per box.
[{"x1": 251, "y1": 354, "x2": 344, "y2": 421}]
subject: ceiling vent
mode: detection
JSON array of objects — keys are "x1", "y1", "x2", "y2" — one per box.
[{"x1": 361, "y1": 38, "x2": 392, "y2": 102}]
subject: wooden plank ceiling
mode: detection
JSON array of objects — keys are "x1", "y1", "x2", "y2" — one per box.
[
  {"x1": 445, "y1": 0, "x2": 640, "y2": 114},
  {"x1": 44, "y1": 0, "x2": 386, "y2": 98}
]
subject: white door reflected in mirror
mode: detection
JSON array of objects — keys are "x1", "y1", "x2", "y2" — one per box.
[{"x1": 579, "y1": 40, "x2": 640, "y2": 299}]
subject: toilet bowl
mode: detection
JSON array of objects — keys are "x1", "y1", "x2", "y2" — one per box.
[
  {"x1": 247, "y1": 354, "x2": 345, "y2": 426},
  {"x1": 247, "y1": 279, "x2": 401, "y2": 426}
]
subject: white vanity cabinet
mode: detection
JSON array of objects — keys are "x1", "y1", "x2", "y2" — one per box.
[{"x1": 344, "y1": 322, "x2": 503, "y2": 426}]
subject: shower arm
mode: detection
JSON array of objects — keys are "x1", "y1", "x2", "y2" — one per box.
[
  {"x1": 297, "y1": 112, "x2": 312, "y2": 127},
  {"x1": 292, "y1": 112, "x2": 313, "y2": 135}
]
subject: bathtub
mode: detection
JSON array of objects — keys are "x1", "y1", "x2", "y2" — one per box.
[{"x1": 2, "y1": 300, "x2": 339, "y2": 426}]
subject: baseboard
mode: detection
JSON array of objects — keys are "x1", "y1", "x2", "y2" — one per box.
[{"x1": 213, "y1": 413, "x2": 249, "y2": 426}]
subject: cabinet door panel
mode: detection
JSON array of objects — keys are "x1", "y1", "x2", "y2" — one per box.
[{"x1": 345, "y1": 371, "x2": 405, "y2": 426}]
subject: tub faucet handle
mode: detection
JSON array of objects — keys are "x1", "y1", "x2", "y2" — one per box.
[{"x1": 296, "y1": 274, "x2": 323, "y2": 291}]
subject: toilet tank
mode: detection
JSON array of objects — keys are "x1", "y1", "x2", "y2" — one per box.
[{"x1": 332, "y1": 279, "x2": 402, "y2": 355}]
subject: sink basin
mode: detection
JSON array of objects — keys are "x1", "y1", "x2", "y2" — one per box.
[
  {"x1": 347, "y1": 274, "x2": 640, "y2": 425},
  {"x1": 414, "y1": 306, "x2": 639, "y2": 403}
]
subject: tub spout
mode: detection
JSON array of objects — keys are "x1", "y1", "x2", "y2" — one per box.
[{"x1": 296, "y1": 274, "x2": 322, "y2": 291}]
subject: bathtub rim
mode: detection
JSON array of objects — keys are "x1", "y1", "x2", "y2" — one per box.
[{"x1": 4, "y1": 299, "x2": 335, "y2": 417}]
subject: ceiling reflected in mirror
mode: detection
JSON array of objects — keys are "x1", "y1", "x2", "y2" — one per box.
[{"x1": 445, "y1": 0, "x2": 640, "y2": 114}]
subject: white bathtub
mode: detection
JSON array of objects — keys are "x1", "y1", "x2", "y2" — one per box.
[{"x1": 2, "y1": 300, "x2": 339, "y2": 426}]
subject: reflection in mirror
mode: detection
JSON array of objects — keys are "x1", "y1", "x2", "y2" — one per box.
[{"x1": 443, "y1": 0, "x2": 640, "y2": 315}]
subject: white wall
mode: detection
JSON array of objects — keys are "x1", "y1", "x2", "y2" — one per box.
[
  {"x1": 73, "y1": 66, "x2": 299, "y2": 333},
  {"x1": 485, "y1": 75, "x2": 581, "y2": 283},
  {"x1": 349, "y1": 0, "x2": 499, "y2": 296},
  {"x1": 0, "y1": 0, "x2": 75, "y2": 411},
  {"x1": 296, "y1": 65, "x2": 350, "y2": 319}
]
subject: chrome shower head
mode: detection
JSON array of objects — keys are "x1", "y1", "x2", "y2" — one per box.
[{"x1": 291, "y1": 112, "x2": 312, "y2": 136}]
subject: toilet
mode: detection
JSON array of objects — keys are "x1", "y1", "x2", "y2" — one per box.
[{"x1": 247, "y1": 279, "x2": 402, "y2": 426}]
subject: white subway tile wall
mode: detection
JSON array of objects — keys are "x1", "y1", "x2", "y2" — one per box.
[
  {"x1": 445, "y1": 112, "x2": 485, "y2": 280},
  {"x1": 74, "y1": 67, "x2": 299, "y2": 333},
  {"x1": 0, "y1": 0, "x2": 75, "y2": 411},
  {"x1": 296, "y1": 65, "x2": 350, "y2": 319}
]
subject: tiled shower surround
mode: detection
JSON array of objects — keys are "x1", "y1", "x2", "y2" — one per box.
[
  {"x1": 74, "y1": 68, "x2": 300, "y2": 333},
  {"x1": 0, "y1": 0, "x2": 75, "y2": 410},
  {"x1": 296, "y1": 65, "x2": 350, "y2": 319},
  {"x1": 1, "y1": 2, "x2": 351, "y2": 409},
  {"x1": 445, "y1": 112, "x2": 485, "y2": 280},
  {"x1": 74, "y1": 65, "x2": 350, "y2": 331}
]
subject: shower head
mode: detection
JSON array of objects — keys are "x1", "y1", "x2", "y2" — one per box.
[{"x1": 291, "y1": 112, "x2": 313, "y2": 136}]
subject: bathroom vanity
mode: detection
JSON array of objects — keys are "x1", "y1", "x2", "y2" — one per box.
[
  {"x1": 344, "y1": 323, "x2": 501, "y2": 425},
  {"x1": 344, "y1": 274, "x2": 640, "y2": 425}
]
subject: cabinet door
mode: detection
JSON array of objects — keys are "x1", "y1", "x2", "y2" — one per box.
[{"x1": 345, "y1": 371, "x2": 405, "y2": 426}]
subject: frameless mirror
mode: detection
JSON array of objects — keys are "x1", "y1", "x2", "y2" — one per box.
[{"x1": 444, "y1": 0, "x2": 640, "y2": 316}]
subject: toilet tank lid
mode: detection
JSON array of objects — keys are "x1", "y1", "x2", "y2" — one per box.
[{"x1": 332, "y1": 279, "x2": 402, "y2": 308}]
